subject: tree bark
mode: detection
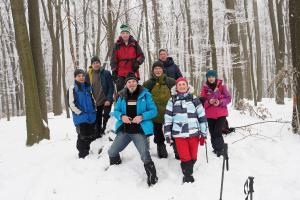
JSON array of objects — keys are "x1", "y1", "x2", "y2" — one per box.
[
  {"x1": 66, "y1": 0, "x2": 77, "y2": 68},
  {"x1": 28, "y1": 0, "x2": 50, "y2": 138},
  {"x1": 142, "y1": 0, "x2": 152, "y2": 73},
  {"x1": 290, "y1": 0, "x2": 300, "y2": 133},
  {"x1": 268, "y1": 0, "x2": 285, "y2": 104},
  {"x1": 208, "y1": 0, "x2": 217, "y2": 71},
  {"x1": 11, "y1": 0, "x2": 48, "y2": 145},
  {"x1": 253, "y1": 0, "x2": 262, "y2": 102},
  {"x1": 225, "y1": 0, "x2": 244, "y2": 107},
  {"x1": 152, "y1": 0, "x2": 161, "y2": 54}
]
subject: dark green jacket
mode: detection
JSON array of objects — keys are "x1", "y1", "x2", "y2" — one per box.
[{"x1": 143, "y1": 74, "x2": 175, "y2": 123}]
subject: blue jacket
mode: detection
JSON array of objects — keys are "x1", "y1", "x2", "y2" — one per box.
[
  {"x1": 67, "y1": 81, "x2": 96, "y2": 125},
  {"x1": 85, "y1": 67, "x2": 115, "y2": 103},
  {"x1": 113, "y1": 86, "x2": 158, "y2": 136}
]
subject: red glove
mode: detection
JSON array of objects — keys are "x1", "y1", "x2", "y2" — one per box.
[{"x1": 199, "y1": 136, "x2": 206, "y2": 146}]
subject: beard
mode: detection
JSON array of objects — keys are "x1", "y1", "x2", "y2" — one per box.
[{"x1": 128, "y1": 86, "x2": 137, "y2": 93}]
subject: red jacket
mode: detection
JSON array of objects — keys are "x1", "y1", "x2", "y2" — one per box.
[
  {"x1": 110, "y1": 36, "x2": 145, "y2": 78},
  {"x1": 200, "y1": 79, "x2": 231, "y2": 119}
]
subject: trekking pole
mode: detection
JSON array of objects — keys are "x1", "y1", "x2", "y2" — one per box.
[
  {"x1": 205, "y1": 141, "x2": 208, "y2": 163},
  {"x1": 219, "y1": 143, "x2": 229, "y2": 200},
  {"x1": 244, "y1": 176, "x2": 254, "y2": 200}
]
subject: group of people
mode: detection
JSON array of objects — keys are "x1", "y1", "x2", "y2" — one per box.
[{"x1": 67, "y1": 24, "x2": 231, "y2": 186}]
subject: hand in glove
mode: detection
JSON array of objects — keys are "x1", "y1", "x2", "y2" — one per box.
[
  {"x1": 199, "y1": 136, "x2": 206, "y2": 146},
  {"x1": 132, "y1": 59, "x2": 139, "y2": 72}
]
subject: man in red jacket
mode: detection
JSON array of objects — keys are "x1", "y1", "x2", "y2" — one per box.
[{"x1": 111, "y1": 24, "x2": 145, "y2": 92}]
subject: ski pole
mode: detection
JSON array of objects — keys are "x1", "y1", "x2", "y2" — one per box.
[{"x1": 219, "y1": 143, "x2": 229, "y2": 200}]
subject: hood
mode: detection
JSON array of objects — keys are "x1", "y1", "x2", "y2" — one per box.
[{"x1": 161, "y1": 57, "x2": 175, "y2": 68}]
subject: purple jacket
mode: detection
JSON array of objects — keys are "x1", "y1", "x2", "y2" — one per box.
[{"x1": 200, "y1": 79, "x2": 231, "y2": 119}]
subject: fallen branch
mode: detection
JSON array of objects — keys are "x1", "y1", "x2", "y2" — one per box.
[{"x1": 233, "y1": 120, "x2": 291, "y2": 129}]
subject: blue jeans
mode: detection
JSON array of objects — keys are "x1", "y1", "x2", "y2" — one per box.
[{"x1": 108, "y1": 131, "x2": 152, "y2": 164}]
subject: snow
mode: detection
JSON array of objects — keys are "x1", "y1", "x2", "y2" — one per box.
[{"x1": 0, "y1": 99, "x2": 300, "y2": 200}]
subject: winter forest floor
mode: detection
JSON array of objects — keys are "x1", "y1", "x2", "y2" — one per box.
[{"x1": 0, "y1": 99, "x2": 300, "y2": 200}]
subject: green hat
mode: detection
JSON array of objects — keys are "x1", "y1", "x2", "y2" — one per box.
[{"x1": 120, "y1": 24, "x2": 130, "y2": 33}]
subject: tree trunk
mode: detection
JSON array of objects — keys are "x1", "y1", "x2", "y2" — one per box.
[
  {"x1": 244, "y1": 0, "x2": 257, "y2": 106},
  {"x1": 28, "y1": 0, "x2": 50, "y2": 138},
  {"x1": 83, "y1": 0, "x2": 89, "y2": 70},
  {"x1": 152, "y1": 0, "x2": 161, "y2": 54},
  {"x1": 66, "y1": 0, "x2": 77, "y2": 68},
  {"x1": 253, "y1": 0, "x2": 263, "y2": 102},
  {"x1": 96, "y1": 0, "x2": 101, "y2": 57},
  {"x1": 73, "y1": 1, "x2": 80, "y2": 68},
  {"x1": 11, "y1": 0, "x2": 48, "y2": 145},
  {"x1": 1, "y1": 36, "x2": 10, "y2": 121},
  {"x1": 268, "y1": 0, "x2": 285, "y2": 104},
  {"x1": 225, "y1": 0, "x2": 244, "y2": 108},
  {"x1": 208, "y1": 0, "x2": 217, "y2": 71},
  {"x1": 290, "y1": 0, "x2": 300, "y2": 133},
  {"x1": 184, "y1": 0, "x2": 196, "y2": 86},
  {"x1": 142, "y1": 0, "x2": 152, "y2": 74}
]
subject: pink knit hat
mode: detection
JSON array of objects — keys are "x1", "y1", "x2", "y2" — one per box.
[{"x1": 176, "y1": 77, "x2": 188, "y2": 86}]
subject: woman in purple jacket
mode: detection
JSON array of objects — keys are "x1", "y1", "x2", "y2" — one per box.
[{"x1": 200, "y1": 70, "x2": 231, "y2": 157}]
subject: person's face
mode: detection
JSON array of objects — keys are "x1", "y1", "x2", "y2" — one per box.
[
  {"x1": 126, "y1": 79, "x2": 138, "y2": 93},
  {"x1": 207, "y1": 76, "x2": 216, "y2": 83},
  {"x1": 121, "y1": 31, "x2": 130, "y2": 41},
  {"x1": 75, "y1": 74, "x2": 85, "y2": 83},
  {"x1": 159, "y1": 51, "x2": 168, "y2": 61},
  {"x1": 153, "y1": 66, "x2": 163, "y2": 77},
  {"x1": 92, "y1": 61, "x2": 101, "y2": 70},
  {"x1": 176, "y1": 81, "x2": 188, "y2": 93}
]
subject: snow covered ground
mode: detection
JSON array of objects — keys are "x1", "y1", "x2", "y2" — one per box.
[{"x1": 0, "y1": 98, "x2": 299, "y2": 200}]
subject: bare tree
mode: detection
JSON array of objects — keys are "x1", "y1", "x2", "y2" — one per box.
[
  {"x1": 208, "y1": 0, "x2": 217, "y2": 71},
  {"x1": 11, "y1": 0, "x2": 48, "y2": 145},
  {"x1": 290, "y1": 0, "x2": 300, "y2": 133}
]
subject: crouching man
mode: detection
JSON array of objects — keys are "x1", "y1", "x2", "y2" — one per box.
[{"x1": 108, "y1": 72, "x2": 158, "y2": 186}]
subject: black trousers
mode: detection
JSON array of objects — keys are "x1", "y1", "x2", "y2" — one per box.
[
  {"x1": 75, "y1": 123, "x2": 97, "y2": 158},
  {"x1": 115, "y1": 77, "x2": 125, "y2": 92},
  {"x1": 207, "y1": 116, "x2": 226, "y2": 152},
  {"x1": 153, "y1": 122, "x2": 165, "y2": 144},
  {"x1": 96, "y1": 104, "x2": 112, "y2": 135}
]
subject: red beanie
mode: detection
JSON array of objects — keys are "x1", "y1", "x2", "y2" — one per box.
[{"x1": 176, "y1": 77, "x2": 188, "y2": 86}]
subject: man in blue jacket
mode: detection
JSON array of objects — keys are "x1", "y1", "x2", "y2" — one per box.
[
  {"x1": 108, "y1": 72, "x2": 158, "y2": 186},
  {"x1": 68, "y1": 69, "x2": 96, "y2": 158},
  {"x1": 85, "y1": 56, "x2": 114, "y2": 138}
]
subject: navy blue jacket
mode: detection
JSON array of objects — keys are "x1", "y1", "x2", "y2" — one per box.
[
  {"x1": 67, "y1": 81, "x2": 96, "y2": 126},
  {"x1": 159, "y1": 57, "x2": 182, "y2": 80},
  {"x1": 85, "y1": 67, "x2": 115, "y2": 103}
]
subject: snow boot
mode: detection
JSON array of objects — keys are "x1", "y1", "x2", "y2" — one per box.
[
  {"x1": 109, "y1": 155, "x2": 122, "y2": 165},
  {"x1": 181, "y1": 160, "x2": 195, "y2": 183},
  {"x1": 144, "y1": 161, "x2": 158, "y2": 186},
  {"x1": 157, "y1": 143, "x2": 168, "y2": 158}
]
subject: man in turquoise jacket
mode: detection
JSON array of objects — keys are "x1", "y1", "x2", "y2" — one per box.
[{"x1": 107, "y1": 72, "x2": 158, "y2": 186}]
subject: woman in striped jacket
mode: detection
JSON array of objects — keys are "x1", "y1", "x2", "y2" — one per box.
[{"x1": 164, "y1": 77, "x2": 208, "y2": 183}]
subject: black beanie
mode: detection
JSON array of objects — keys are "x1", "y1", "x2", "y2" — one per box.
[
  {"x1": 91, "y1": 56, "x2": 100, "y2": 64},
  {"x1": 152, "y1": 61, "x2": 164, "y2": 71},
  {"x1": 74, "y1": 69, "x2": 85, "y2": 77},
  {"x1": 125, "y1": 72, "x2": 138, "y2": 83}
]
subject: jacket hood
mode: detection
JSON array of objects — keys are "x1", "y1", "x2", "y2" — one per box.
[{"x1": 162, "y1": 57, "x2": 175, "y2": 68}]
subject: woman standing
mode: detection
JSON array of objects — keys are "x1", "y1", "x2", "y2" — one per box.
[
  {"x1": 200, "y1": 70, "x2": 231, "y2": 157},
  {"x1": 164, "y1": 77, "x2": 207, "y2": 183}
]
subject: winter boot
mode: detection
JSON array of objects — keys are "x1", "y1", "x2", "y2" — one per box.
[
  {"x1": 181, "y1": 160, "x2": 195, "y2": 183},
  {"x1": 144, "y1": 161, "x2": 158, "y2": 186},
  {"x1": 109, "y1": 155, "x2": 122, "y2": 165},
  {"x1": 157, "y1": 143, "x2": 168, "y2": 158}
]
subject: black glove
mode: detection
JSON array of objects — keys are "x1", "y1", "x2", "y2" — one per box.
[{"x1": 132, "y1": 59, "x2": 139, "y2": 72}]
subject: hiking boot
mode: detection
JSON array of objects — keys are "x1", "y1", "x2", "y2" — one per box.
[
  {"x1": 109, "y1": 155, "x2": 122, "y2": 165},
  {"x1": 181, "y1": 160, "x2": 195, "y2": 183},
  {"x1": 157, "y1": 143, "x2": 168, "y2": 158},
  {"x1": 144, "y1": 161, "x2": 158, "y2": 186}
]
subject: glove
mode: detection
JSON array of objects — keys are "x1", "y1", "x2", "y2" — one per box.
[
  {"x1": 199, "y1": 136, "x2": 206, "y2": 146},
  {"x1": 112, "y1": 70, "x2": 118, "y2": 83},
  {"x1": 132, "y1": 59, "x2": 139, "y2": 72},
  {"x1": 166, "y1": 136, "x2": 173, "y2": 144}
]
